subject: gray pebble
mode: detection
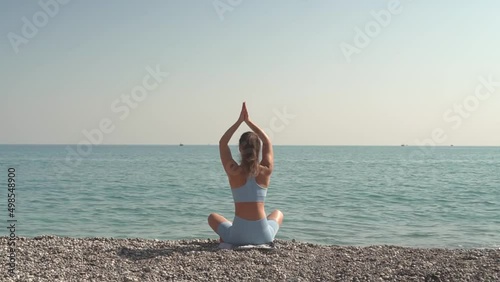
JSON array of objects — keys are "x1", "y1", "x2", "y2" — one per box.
[{"x1": 0, "y1": 236, "x2": 498, "y2": 281}]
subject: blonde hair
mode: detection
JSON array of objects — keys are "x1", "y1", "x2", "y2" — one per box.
[{"x1": 239, "y1": 131, "x2": 261, "y2": 176}]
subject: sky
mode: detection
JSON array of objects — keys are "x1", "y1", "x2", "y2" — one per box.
[{"x1": 1, "y1": 0, "x2": 500, "y2": 146}]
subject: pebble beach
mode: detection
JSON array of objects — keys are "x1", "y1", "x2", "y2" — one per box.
[{"x1": 1, "y1": 236, "x2": 499, "y2": 281}]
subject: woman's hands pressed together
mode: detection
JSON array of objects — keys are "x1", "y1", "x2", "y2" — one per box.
[{"x1": 238, "y1": 102, "x2": 249, "y2": 124}]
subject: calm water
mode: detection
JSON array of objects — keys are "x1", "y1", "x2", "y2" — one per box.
[{"x1": 1, "y1": 145, "x2": 499, "y2": 248}]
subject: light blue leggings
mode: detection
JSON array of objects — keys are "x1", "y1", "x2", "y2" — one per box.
[{"x1": 217, "y1": 215, "x2": 279, "y2": 245}]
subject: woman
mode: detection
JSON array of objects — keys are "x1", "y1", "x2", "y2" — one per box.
[{"x1": 208, "y1": 102, "x2": 283, "y2": 245}]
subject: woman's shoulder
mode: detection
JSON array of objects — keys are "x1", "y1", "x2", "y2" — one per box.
[
  {"x1": 253, "y1": 167, "x2": 271, "y2": 188},
  {"x1": 224, "y1": 160, "x2": 242, "y2": 176}
]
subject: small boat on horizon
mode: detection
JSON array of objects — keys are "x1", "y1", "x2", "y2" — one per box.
[{"x1": 179, "y1": 143, "x2": 184, "y2": 146}]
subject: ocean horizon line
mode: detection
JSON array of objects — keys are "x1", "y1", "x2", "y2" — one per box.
[{"x1": 1, "y1": 143, "x2": 499, "y2": 147}]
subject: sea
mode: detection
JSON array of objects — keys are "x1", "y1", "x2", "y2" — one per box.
[{"x1": 1, "y1": 145, "x2": 499, "y2": 249}]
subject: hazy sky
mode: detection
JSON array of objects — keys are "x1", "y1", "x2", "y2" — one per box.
[{"x1": 2, "y1": 0, "x2": 500, "y2": 145}]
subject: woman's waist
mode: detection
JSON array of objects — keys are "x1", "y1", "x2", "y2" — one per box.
[{"x1": 234, "y1": 202, "x2": 266, "y2": 220}]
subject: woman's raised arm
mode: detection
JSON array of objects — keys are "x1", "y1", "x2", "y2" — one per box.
[
  {"x1": 244, "y1": 108, "x2": 273, "y2": 172},
  {"x1": 219, "y1": 103, "x2": 246, "y2": 174}
]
